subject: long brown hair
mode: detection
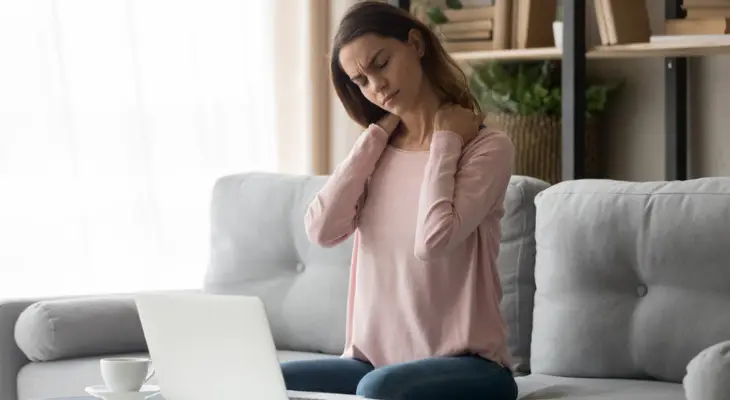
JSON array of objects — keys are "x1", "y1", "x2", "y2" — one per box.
[{"x1": 331, "y1": 1, "x2": 481, "y2": 128}]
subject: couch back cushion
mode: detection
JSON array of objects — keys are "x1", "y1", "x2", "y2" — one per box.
[
  {"x1": 496, "y1": 176, "x2": 549, "y2": 374},
  {"x1": 530, "y1": 178, "x2": 730, "y2": 383},
  {"x1": 203, "y1": 172, "x2": 547, "y2": 367},
  {"x1": 203, "y1": 173, "x2": 352, "y2": 355}
]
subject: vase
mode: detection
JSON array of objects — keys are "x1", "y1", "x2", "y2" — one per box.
[
  {"x1": 484, "y1": 113, "x2": 601, "y2": 184},
  {"x1": 553, "y1": 21, "x2": 563, "y2": 48}
]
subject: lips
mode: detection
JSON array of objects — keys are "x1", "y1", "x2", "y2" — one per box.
[{"x1": 382, "y1": 90, "x2": 399, "y2": 106}]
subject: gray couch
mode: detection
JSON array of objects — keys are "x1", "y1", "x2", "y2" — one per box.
[{"x1": 3, "y1": 172, "x2": 730, "y2": 400}]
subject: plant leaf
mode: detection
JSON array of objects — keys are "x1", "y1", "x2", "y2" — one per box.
[
  {"x1": 467, "y1": 60, "x2": 619, "y2": 118},
  {"x1": 445, "y1": 0, "x2": 463, "y2": 9},
  {"x1": 426, "y1": 7, "x2": 448, "y2": 24}
]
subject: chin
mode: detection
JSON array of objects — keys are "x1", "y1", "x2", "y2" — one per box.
[
  {"x1": 385, "y1": 102, "x2": 408, "y2": 115},
  {"x1": 385, "y1": 106, "x2": 400, "y2": 116}
]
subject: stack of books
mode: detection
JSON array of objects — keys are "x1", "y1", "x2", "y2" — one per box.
[
  {"x1": 433, "y1": 5, "x2": 495, "y2": 53},
  {"x1": 667, "y1": 0, "x2": 730, "y2": 35}
]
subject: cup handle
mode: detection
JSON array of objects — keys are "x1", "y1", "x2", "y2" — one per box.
[{"x1": 144, "y1": 367, "x2": 156, "y2": 383}]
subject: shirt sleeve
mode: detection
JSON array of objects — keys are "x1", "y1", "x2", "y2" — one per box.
[
  {"x1": 304, "y1": 124, "x2": 389, "y2": 247},
  {"x1": 414, "y1": 129, "x2": 515, "y2": 261}
]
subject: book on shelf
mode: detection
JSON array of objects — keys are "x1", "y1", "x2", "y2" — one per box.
[
  {"x1": 684, "y1": 5, "x2": 730, "y2": 19},
  {"x1": 595, "y1": 0, "x2": 610, "y2": 45},
  {"x1": 442, "y1": 5, "x2": 495, "y2": 22},
  {"x1": 666, "y1": 18, "x2": 730, "y2": 34},
  {"x1": 430, "y1": 0, "x2": 556, "y2": 53},
  {"x1": 650, "y1": 34, "x2": 730, "y2": 43},
  {"x1": 686, "y1": 8, "x2": 730, "y2": 19},
  {"x1": 493, "y1": 0, "x2": 511, "y2": 50},
  {"x1": 513, "y1": 0, "x2": 556, "y2": 49},
  {"x1": 433, "y1": 20, "x2": 493, "y2": 34},
  {"x1": 442, "y1": 40, "x2": 494, "y2": 53},
  {"x1": 431, "y1": 9, "x2": 494, "y2": 54},
  {"x1": 683, "y1": 0, "x2": 730, "y2": 6},
  {"x1": 594, "y1": 0, "x2": 651, "y2": 45},
  {"x1": 438, "y1": 29, "x2": 493, "y2": 41}
]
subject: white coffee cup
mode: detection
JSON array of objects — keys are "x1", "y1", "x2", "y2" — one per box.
[{"x1": 100, "y1": 357, "x2": 155, "y2": 392}]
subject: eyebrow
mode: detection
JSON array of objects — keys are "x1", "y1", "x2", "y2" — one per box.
[{"x1": 350, "y1": 49, "x2": 384, "y2": 82}]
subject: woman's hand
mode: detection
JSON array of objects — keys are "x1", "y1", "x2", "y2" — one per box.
[
  {"x1": 433, "y1": 104, "x2": 483, "y2": 145},
  {"x1": 375, "y1": 113, "x2": 401, "y2": 136}
]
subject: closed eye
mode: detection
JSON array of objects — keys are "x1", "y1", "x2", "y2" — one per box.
[{"x1": 349, "y1": 50, "x2": 387, "y2": 86}]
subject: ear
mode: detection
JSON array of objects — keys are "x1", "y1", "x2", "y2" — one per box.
[{"x1": 407, "y1": 28, "x2": 426, "y2": 58}]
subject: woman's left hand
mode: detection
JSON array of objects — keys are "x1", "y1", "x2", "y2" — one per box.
[{"x1": 433, "y1": 104, "x2": 483, "y2": 145}]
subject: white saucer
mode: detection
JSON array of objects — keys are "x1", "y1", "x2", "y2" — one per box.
[{"x1": 85, "y1": 385, "x2": 161, "y2": 400}]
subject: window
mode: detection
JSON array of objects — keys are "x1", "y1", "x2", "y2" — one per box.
[{"x1": 0, "y1": 0, "x2": 278, "y2": 297}]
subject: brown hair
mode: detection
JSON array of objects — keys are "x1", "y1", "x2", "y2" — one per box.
[{"x1": 330, "y1": 1, "x2": 481, "y2": 128}]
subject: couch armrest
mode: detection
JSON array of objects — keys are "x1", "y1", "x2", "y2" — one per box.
[
  {"x1": 684, "y1": 340, "x2": 730, "y2": 400},
  {"x1": 0, "y1": 297, "x2": 49, "y2": 400},
  {"x1": 2, "y1": 289, "x2": 200, "y2": 400}
]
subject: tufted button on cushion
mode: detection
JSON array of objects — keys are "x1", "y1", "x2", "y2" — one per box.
[
  {"x1": 531, "y1": 178, "x2": 730, "y2": 383},
  {"x1": 203, "y1": 173, "x2": 353, "y2": 355},
  {"x1": 683, "y1": 340, "x2": 730, "y2": 400}
]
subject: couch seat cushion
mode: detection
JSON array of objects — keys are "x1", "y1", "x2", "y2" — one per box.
[
  {"x1": 516, "y1": 374, "x2": 685, "y2": 400},
  {"x1": 17, "y1": 350, "x2": 335, "y2": 400}
]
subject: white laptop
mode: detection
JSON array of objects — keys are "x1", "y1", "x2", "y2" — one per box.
[{"x1": 135, "y1": 292, "x2": 361, "y2": 400}]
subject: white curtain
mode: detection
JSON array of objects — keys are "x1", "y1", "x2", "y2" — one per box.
[{"x1": 0, "y1": 0, "x2": 279, "y2": 298}]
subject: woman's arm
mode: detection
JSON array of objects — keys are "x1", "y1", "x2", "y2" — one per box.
[
  {"x1": 414, "y1": 129, "x2": 514, "y2": 261},
  {"x1": 304, "y1": 123, "x2": 391, "y2": 247}
]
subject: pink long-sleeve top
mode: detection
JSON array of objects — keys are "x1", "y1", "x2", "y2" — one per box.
[{"x1": 304, "y1": 123, "x2": 515, "y2": 369}]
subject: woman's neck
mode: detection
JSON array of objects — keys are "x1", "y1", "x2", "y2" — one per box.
[{"x1": 391, "y1": 85, "x2": 442, "y2": 149}]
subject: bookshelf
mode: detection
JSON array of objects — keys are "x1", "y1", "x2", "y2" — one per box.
[
  {"x1": 448, "y1": 40, "x2": 730, "y2": 61},
  {"x1": 389, "y1": 0, "x2": 710, "y2": 181}
]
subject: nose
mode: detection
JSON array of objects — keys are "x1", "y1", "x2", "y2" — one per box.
[{"x1": 370, "y1": 75, "x2": 388, "y2": 92}]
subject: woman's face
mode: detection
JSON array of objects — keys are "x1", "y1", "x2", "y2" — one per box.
[{"x1": 338, "y1": 31, "x2": 426, "y2": 117}]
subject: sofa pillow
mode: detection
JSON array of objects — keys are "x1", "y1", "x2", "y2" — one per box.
[
  {"x1": 531, "y1": 178, "x2": 730, "y2": 382},
  {"x1": 496, "y1": 175, "x2": 550, "y2": 374},
  {"x1": 684, "y1": 340, "x2": 730, "y2": 400},
  {"x1": 15, "y1": 296, "x2": 147, "y2": 362}
]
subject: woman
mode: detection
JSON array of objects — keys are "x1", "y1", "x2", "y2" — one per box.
[{"x1": 282, "y1": 2, "x2": 517, "y2": 399}]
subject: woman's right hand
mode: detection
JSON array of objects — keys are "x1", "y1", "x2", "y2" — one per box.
[{"x1": 375, "y1": 113, "x2": 401, "y2": 136}]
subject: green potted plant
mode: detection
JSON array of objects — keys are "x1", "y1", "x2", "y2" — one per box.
[{"x1": 468, "y1": 60, "x2": 622, "y2": 183}]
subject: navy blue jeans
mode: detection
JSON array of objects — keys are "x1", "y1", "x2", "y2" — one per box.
[{"x1": 281, "y1": 354, "x2": 518, "y2": 400}]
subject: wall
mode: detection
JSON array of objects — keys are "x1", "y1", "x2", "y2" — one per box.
[
  {"x1": 274, "y1": 0, "x2": 310, "y2": 174},
  {"x1": 587, "y1": 0, "x2": 730, "y2": 181},
  {"x1": 329, "y1": 0, "x2": 364, "y2": 170}
]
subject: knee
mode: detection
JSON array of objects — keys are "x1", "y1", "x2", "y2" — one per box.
[
  {"x1": 280, "y1": 361, "x2": 304, "y2": 390},
  {"x1": 356, "y1": 369, "x2": 401, "y2": 399}
]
